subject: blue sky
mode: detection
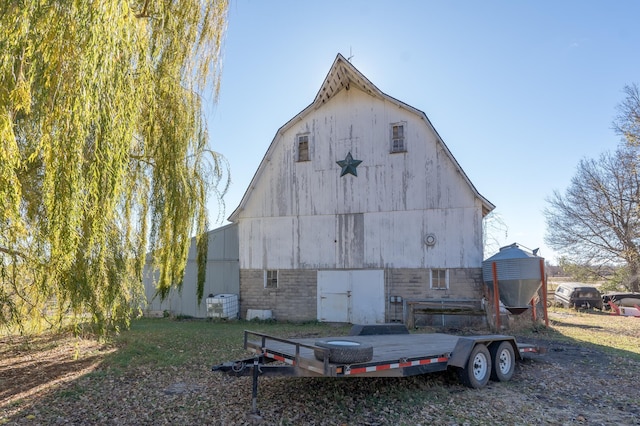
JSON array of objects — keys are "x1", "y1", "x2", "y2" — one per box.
[{"x1": 205, "y1": 0, "x2": 640, "y2": 263}]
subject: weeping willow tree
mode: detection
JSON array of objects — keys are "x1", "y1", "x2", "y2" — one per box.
[{"x1": 0, "y1": 0, "x2": 230, "y2": 335}]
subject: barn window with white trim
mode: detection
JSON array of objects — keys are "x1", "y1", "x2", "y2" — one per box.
[
  {"x1": 297, "y1": 134, "x2": 309, "y2": 161},
  {"x1": 265, "y1": 270, "x2": 278, "y2": 289},
  {"x1": 390, "y1": 122, "x2": 406, "y2": 153},
  {"x1": 430, "y1": 269, "x2": 448, "y2": 290}
]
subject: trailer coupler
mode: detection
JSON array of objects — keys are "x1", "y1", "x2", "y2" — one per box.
[
  {"x1": 211, "y1": 356, "x2": 263, "y2": 415},
  {"x1": 212, "y1": 356, "x2": 299, "y2": 377},
  {"x1": 212, "y1": 355, "x2": 300, "y2": 417},
  {"x1": 211, "y1": 356, "x2": 258, "y2": 376}
]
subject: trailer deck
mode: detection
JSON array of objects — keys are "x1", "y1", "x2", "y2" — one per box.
[
  {"x1": 244, "y1": 330, "x2": 538, "y2": 377},
  {"x1": 213, "y1": 326, "x2": 541, "y2": 416}
]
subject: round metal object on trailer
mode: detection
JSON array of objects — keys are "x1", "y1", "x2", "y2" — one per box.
[
  {"x1": 458, "y1": 344, "x2": 491, "y2": 388},
  {"x1": 313, "y1": 340, "x2": 374, "y2": 364},
  {"x1": 489, "y1": 341, "x2": 515, "y2": 382}
]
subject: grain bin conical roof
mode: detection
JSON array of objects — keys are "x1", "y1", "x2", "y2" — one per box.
[{"x1": 482, "y1": 243, "x2": 544, "y2": 314}]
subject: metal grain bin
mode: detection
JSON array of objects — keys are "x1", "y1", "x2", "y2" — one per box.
[{"x1": 482, "y1": 243, "x2": 544, "y2": 314}]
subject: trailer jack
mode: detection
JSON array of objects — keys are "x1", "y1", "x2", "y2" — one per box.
[
  {"x1": 212, "y1": 355, "x2": 299, "y2": 420},
  {"x1": 250, "y1": 357, "x2": 260, "y2": 417},
  {"x1": 212, "y1": 356, "x2": 264, "y2": 419}
]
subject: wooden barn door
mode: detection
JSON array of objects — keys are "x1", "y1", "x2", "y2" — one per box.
[{"x1": 317, "y1": 270, "x2": 384, "y2": 324}]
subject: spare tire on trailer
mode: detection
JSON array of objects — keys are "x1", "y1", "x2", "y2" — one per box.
[{"x1": 313, "y1": 339, "x2": 374, "y2": 364}]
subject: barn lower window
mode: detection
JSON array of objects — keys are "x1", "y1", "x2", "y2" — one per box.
[
  {"x1": 430, "y1": 269, "x2": 448, "y2": 290},
  {"x1": 265, "y1": 270, "x2": 278, "y2": 289}
]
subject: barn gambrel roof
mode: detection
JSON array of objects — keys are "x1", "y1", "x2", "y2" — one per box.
[{"x1": 228, "y1": 54, "x2": 495, "y2": 222}]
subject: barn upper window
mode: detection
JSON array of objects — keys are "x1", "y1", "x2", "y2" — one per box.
[
  {"x1": 265, "y1": 270, "x2": 278, "y2": 289},
  {"x1": 297, "y1": 134, "x2": 309, "y2": 161},
  {"x1": 430, "y1": 269, "x2": 448, "y2": 290},
  {"x1": 390, "y1": 122, "x2": 406, "y2": 153}
]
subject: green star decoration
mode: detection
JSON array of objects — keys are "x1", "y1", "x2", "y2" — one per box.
[{"x1": 336, "y1": 152, "x2": 362, "y2": 177}]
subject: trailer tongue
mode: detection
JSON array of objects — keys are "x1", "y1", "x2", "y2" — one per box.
[{"x1": 213, "y1": 325, "x2": 540, "y2": 416}]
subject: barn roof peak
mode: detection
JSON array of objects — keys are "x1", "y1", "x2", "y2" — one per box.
[
  {"x1": 313, "y1": 54, "x2": 384, "y2": 106},
  {"x1": 228, "y1": 54, "x2": 495, "y2": 222}
]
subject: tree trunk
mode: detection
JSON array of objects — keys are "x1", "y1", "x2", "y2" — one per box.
[{"x1": 628, "y1": 263, "x2": 640, "y2": 293}]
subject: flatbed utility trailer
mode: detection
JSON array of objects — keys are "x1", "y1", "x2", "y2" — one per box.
[{"x1": 213, "y1": 325, "x2": 541, "y2": 415}]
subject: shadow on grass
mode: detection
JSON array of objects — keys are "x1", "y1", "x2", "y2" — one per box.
[
  {"x1": 546, "y1": 319, "x2": 605, "y2": 331},
  {"x1": 512, "y1": 312, "x2": 640, "y2": 363},
  {"x1": 0, "y1": 318, "x2": 351, "y2": 423},
  {"x1": 0, "y1": 329, "x2": 111, "y2": 420}
]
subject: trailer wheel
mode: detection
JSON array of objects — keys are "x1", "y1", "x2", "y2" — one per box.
[
  {"x1": 313, "y1": 340, "x2": 373, "y2": 364},
  {"x1": 489, "y1": 341, "x2": 515, "y2": 382},
  {"x1": 458, "y1": 344, "x2": 491, "y2": 388}
]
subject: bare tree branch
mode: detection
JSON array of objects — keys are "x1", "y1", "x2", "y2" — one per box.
[{"x1": 545, "y1": 147, "x2": 640, "y2": 291}]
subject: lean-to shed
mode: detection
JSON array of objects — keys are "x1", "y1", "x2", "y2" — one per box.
[{"x1": 143, "y1": 223, "x2": 239, "y2": 318}]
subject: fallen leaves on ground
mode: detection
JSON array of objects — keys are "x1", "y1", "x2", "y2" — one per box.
[{"x1": 1, "y1": 315, "x2": 639, "y2": 425}]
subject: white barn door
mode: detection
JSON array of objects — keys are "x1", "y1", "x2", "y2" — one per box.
[
  {"x1": 317, "y1": 270, "x2": 384, "y2": 324},
  {"x1": 317, "y1": 271, "x2": 350, "y2": 322},
  {"x1": 351, "y1": 270, "x2": 385, "y2": 324}
]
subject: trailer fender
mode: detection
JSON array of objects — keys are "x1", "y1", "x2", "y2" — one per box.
[
  {"x1": 449, "y1": 337, "x2": 520, "y2": 368},
  {"x1": 447, "y1": 337, "x2": 476, "y2": 368}
]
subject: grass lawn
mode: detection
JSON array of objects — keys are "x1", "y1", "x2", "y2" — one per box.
[{"x1": 104, "y1": 319, "x2": 352, "y2": 370}]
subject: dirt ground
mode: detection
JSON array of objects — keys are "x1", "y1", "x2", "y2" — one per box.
[{"x1": 1, "y1": 314, "x2": 639, "y2": 425}]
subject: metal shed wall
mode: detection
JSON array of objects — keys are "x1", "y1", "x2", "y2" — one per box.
[{"x1": 143, "y1": 223, "x2": 239, "y2": 318}]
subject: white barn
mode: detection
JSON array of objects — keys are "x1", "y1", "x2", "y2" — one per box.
[{"x1": 229, "y1": 54, "x2": 494, "y2": 323}]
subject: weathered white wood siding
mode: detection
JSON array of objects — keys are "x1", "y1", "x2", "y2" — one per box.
[{"x1": 237, "y1": 87, "x2": 483, "y2": 270}]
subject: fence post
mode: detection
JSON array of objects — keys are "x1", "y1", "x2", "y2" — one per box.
[
  {"x1": 540, "y1": 259, "x2": 549, "y2": 327},
  {"x1": 492, "y1": 262, "x2": 501, "y2": 331}
]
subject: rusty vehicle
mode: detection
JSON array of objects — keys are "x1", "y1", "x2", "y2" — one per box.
[{"x1": 554, "y1": 283, "x2": 602, "y2": 310}]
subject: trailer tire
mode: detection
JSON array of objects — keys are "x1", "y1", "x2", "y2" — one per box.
[
  {"x1": 313, "y1": 340, "x2": 373, "y2": 364},
  {"x1": 458, "y1": 343, "x2": 491, "y2": 388},
  {"x1": 489, "y1": 341, "x2": 515, "y2": 382}
]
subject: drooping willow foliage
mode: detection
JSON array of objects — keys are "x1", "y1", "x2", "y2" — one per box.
[{"x1": 0, "y1": 0, "x2": 229, "y2": 335}]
